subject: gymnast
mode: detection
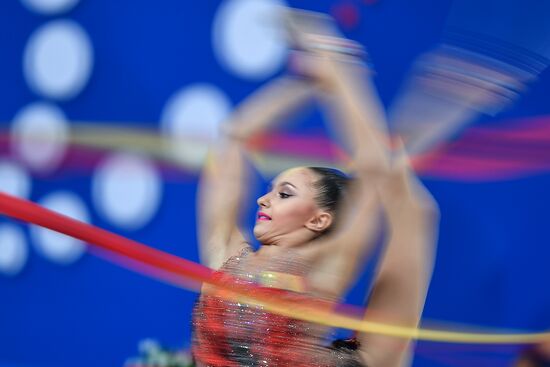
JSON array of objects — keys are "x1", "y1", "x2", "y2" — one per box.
[{"x1": 192, "y1": 11, "x2": 438, "y2": 367}]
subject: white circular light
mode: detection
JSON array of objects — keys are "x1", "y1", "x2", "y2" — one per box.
[
  {"x1": 92, "y1": 153, "x2": 162, "y2": 230},
  {"x1": 0, "y1": 160, "x2": 32, "y2": 199},
  {"x1": 0, "y1": 224, "x2": 28, "y2": 276},
  {"x1": 20, "y1": 0, "x2": 80, "y2": 15},
  {"x1": 31, "y1": 192, "x2": 89, "y2": 265},
  {"x1": 11, "y1": 102, "x2": 69, "y2": 173},
  {"x1": 24, "y1": 20, "x2": 93, "y2": 100},
  {"x1": 161, "y1": 84, "x2": 232, "y2": 166},
  {"x1": 213, "y1": 0, "x2": 288, "y2": 80}
]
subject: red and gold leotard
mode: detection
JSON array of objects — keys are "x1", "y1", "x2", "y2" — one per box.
[{"x1": 192, "y1": 247, "x2": 364, "y2": 367}]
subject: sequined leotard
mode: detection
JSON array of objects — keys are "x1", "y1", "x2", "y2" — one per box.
[{"x1": 192, "y1": 246, "x2": 364, "y2": 367}]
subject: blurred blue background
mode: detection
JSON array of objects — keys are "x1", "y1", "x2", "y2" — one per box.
[{"x1": 0, "y1": 0, "x2": 549, "y2": 366}]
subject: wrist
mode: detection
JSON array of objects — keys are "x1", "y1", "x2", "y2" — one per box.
[
  {"x1": 219, "y1": 123, "x2": 248, "y2": 143},
  {"x1": 288, "y1": 39, "x2": 371, "y2": 88},
  {"x1": 304, "y1": 34, "x2": 365, "y2": 58}
]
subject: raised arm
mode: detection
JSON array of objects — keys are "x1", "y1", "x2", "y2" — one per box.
[
  {"x1": 197, "y1": 77, "x2": 315, "y2": 269},
  {"x1": 273, "y1": 12, "x2": 438, "y2": 365},
  {"x1": 300, "y1": 41, "x2": 437, "y2": 366},
  {"x1": 318, "y1": 52, "x2": 438, "y2": 365},
  {"x1": 291, "y1": 43, "x2": 391, "y2": 295}
]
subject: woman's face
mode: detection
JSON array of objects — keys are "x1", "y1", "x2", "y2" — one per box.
[{"x1": 253, "y1": 167, "x2": 329, "y2": 246}]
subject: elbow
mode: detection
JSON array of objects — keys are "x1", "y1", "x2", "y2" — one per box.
[
  {"x1": 413, "y1": 195, "x2": 440, "y2": 226},
  {"x1": 350, "y1": 155, "x2": 390, "y2": 183}
]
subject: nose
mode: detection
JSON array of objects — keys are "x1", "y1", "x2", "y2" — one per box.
[{"x1": 257, "y1": 193, "x2": 270, "y2": 208}]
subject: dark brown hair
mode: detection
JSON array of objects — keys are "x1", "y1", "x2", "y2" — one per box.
[{"x1": 308, "y1": 167, "x2": 352, "y2": 221}]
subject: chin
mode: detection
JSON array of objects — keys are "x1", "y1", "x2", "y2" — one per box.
[
  {"x1": 253, "y1": 225, "x2": 263, "y2": 239},
  {"x1": 253, "y1": 225, "x2": 271, "y2": 244}
]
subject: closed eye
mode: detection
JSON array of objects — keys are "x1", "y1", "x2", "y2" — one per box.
[{"x1": 278, "y1": 192, "x2": 292, "y2": 199}]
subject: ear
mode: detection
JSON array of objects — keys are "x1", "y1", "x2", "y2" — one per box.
[{"x1": 305, "y1": 211, "x2": 333, "y2": 233}]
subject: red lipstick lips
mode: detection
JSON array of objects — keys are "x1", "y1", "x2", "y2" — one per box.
[{"x1": 257, "y1": 212, "x2": 272, "y2": 221}]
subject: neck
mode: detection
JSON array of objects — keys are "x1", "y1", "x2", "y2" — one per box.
[{"x1": 259, "y1": 228, "x2": 317, "y2": 253}]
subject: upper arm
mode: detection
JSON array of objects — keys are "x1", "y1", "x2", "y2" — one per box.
[{"x1": 197, "y1": 142, "x2": 249, "y2": 269}]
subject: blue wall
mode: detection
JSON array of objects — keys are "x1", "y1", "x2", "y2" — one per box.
[{"x1": 1, "y1": 1, "x2": 549, "y2": 366}]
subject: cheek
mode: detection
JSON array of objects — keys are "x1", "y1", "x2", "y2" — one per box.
[{"x1": 275, "y1": 200, "x2": 316, "y2": 226}]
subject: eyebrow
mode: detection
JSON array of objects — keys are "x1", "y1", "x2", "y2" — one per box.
[
  {"x1": 269, "y1": 181, "x2": 297, "y2": 190},
  {"x1": 280, "y1": 181, "x2": 297, "y2": 190}
]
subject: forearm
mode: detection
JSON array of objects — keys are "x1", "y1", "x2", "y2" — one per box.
[
  {"x1": 319, "y1": 57, "x2": 389, "y2": 174},
  {"x1": 224, "y1": 76, "x2": 315, "y2": 141}
]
